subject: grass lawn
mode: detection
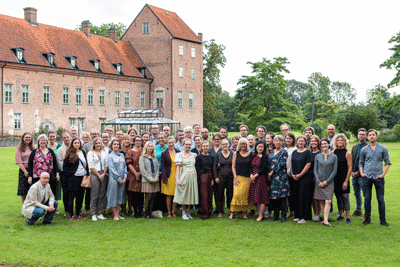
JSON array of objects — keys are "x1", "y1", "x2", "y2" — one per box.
[{"x1": 1, "y1": 144, "x2": 399, "y2": 266}]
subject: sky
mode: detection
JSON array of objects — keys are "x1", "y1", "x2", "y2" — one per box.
[{"x1": 2, "y1": 0, "x2": 400, "y2": 101}]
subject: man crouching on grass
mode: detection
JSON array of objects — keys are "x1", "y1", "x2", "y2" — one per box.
[{"x1": 22, "y1": 172, "x2": 58, "y2": 226}]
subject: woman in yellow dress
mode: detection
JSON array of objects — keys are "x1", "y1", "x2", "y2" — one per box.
[
  {"x1": 160, "y1": 136, "x2": 179, "y2": 217},
  {"x1": 229, "y1": 137, "x2": 254, "y2": 220}
]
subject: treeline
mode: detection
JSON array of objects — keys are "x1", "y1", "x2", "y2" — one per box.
[{"x1": 204, "y1": 41, "x2": 400, "y2": 141}]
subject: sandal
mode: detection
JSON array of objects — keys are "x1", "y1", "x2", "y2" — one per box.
[{"x1": 322, "y1": 222, "x2": 334, "y2": 227}]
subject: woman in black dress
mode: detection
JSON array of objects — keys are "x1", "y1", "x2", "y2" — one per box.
[
  {"x1": 291, "y1": 135, "x2": 312, "y2": 223},
  {"x1": 333, "y1": 134, "x2": 352, "y2": 224},
  {"x1": 195, "y1": 141, "x2": 214, "y2": 220},
  {"x1": 213, "y1": 139, "x2": 234, "y2": 218}
]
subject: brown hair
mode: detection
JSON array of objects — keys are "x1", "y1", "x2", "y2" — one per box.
[
  {"x1": 65, "y1": 138, "x2": 83, "y2": 163},
  {"x1": 285, "y1": 132, "x2": 296, "y2": 148},
  {"x1": 309, "y1": 135, "x2": 321, "y2": 152},
  {"x1": 18, "y1": 132, "x2": 34, "y2": 152}
]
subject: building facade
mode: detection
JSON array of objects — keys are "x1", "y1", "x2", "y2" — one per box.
[
  {"x1": 122, "y1": 4, "x2": 203, "y2": 128},
  {"x1": 0, "y1": 5, "x2": 202, "y2": 136}
]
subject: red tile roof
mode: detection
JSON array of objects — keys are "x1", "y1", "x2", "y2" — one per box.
[
  {"x1": 147, "y1": 4, "x2": 201, "y2": 44},
  {"x1": 0, "y1": 14, "x2": 151, "y2": 78}
]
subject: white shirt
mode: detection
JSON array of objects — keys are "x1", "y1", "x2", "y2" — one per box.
[
  {"x1": 87, "y1": 150, "x2": 107, "y2": 172},
  {"x1": 75, "y1": 151, "x2": 87, "y2": 176}
]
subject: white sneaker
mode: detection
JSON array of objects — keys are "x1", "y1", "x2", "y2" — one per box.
[
  {"x1": 312, "y1": 215, "x2": 320, "y2": 221},
  {"x1": 293, "y1": 218, "x2": 300, "y2": 222},
  {"x1": 298, "y1": 219, "x2": 307, "y2": 224},
  {"x1": 97, "y1": 214, "x2": 106, "y2": 220},
  {"x1": 186, "y1": 210, "x2": 193, "y2": 219},
  {"x1": 182, "y1": 211, "x2": 189, "y2": 220},
  {"x1": 92, "y1": 215, "x2": 98, "y2": 221}
]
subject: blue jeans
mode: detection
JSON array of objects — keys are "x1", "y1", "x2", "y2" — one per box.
[
  {"x1": 352, "y1": 176, "x2": 364, "y2": 212},
  {"x1": 27, "y1": 200, "x2": 58, "y2": 225},
  {"x1": 362, "y1": 179, "x2": 385, "y2": 223}
]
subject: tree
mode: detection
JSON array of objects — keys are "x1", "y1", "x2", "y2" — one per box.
[
  {"x1": 367, "y1": 84, "x2": 398, "y2": 128},
  {"x1": 75, "y1": 22, "x2": 127, "y2": 39},
  {"x1": 330, "y1": 81, "x2": 356, "y2": 105},
  {"x1": 382, "y1": 94, "x2": 400, "y2": 125},
  {"x1": 306, "y1": 72, "x2": 332, "y2": 103},
  {"x1": 235, "y1": 57, "x2": 304, "y2": 132},
  {"x1": 283, "y1": 79, "x2": 309, "y2": 107},
  {"x1": 203, "y1": 39, "x2": 227, "y2": 130},
  {"x1": 334, "y1": 104, "x2": 380, "y2": 137},
  {"x1": 215, "y1": 91, "x2": 241, "y2": 131},
  {"x1": 380, "y1": 31, "x2": 400, "y2": 88},
  {"x1": 366, "y1": 84, "x2": 391, "y2": 106}
]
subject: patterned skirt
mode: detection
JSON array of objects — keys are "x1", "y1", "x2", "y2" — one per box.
[
  {"x1": 314, "y1": 181, "x2": 334, "y2": 200},
  {"x1": 17, "y1": 169, "x2": 29, "y2": 196},
  {"x1": 142, "y1": 181, "x2": 160, "y2": 193},
  {"x1": 230, "y1": 175, "x2": 254, "y2": 212}
]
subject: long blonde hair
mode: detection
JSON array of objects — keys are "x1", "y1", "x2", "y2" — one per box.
[{"x1": 142, "y1": 141, "x2": 156, "y2": 158}]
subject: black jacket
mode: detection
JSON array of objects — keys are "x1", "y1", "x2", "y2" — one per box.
[{"x1": 62, "y1": 150, "x2": 89, "y2": 176}]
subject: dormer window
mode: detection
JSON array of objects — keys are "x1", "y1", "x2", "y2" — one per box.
[
  {"x1": 137, "y1": 67, "x2": 147, "y2": 78},
  {"x1": 66, "y1": 56, "x2": 78, "y2": 69},
  {"x1": 42, "y1": 53, "x2": 56, "y2": 67},
  {"x1": 11, "y1": 47, "x2": 26, "y2": 63},
  {"x1": 113, "y1": 63, "x2": 123, "y2": 75},
  {"x1": 90, "y1": 60, "x2": 101, "y2": 72}
]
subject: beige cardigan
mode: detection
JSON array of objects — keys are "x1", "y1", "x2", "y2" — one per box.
[{"x1": 21, "y1": 181, "x2": 55, "y2": 219}]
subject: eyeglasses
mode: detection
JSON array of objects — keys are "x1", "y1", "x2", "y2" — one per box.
[{"x1": 214, "y1": 139, "x2": 221, "y2": 141}]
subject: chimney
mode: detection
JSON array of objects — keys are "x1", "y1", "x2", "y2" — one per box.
[
  {"x1": 81, "y1": 20, "x2": 91, "y2": 37},
  {"x1": 198, "y1": 33, "x2": 203, "y2": 42},
  {"x1": 108, "y1": 28, "x2": 117, "y2": 41},
  {"x1": 24, "y1": 7, "x2": 37, "y2": 25}
]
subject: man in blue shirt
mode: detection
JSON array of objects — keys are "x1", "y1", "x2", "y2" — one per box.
[{"x1": 359, "y1": 129, "x2": 391, "y2": 227}]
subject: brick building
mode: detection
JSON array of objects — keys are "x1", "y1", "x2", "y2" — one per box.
[
  {"x1": 0, "y1": 4, "x2": 203, "y2": 136},
  {"x1": 122, "y1": 4, "x2": 203, "y2": 128}
]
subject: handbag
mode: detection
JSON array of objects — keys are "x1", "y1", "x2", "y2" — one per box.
[
  {"x1": 81, "y1": 175, "x2": 91, "y2": 188},
  {"x1": 79, "y1": 156, "x2": 91, "y2": 188}
]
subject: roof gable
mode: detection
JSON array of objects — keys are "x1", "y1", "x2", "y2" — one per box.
[
  {"x1": 0, "y1": 14, "x2": 150, "y2": 78},
  {"x1": 147, "y1": 4, "x2": 201, "y2": 44}
]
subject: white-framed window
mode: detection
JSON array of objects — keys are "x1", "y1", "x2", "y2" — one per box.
[
  {"x1": 5, "y1": 84, "x2": 12, "y2": 103},
  {"x1": 78, "y1": 118, "x2": 85, "y2": 129},
  {"x1": 99, "y1": 90, "x2": 105, "y2": 105},
  {"x1": 14, "y1": 113, "x2": 22, "y2": 129},
  {"x1": 179, "y1": 45, "x2": 183, "y2": 56},
  {"x1": 179, "y1": 67, "x2": 183, "y2": 78},
  {"x1": 191, "y1": 48, "x2": 195, "y2": 58},
  {"x1": 156, "y1": 90, "x2": 164, "y2": 108},
  {"x1": 43, "y1": 86, "x2": 50, "y2": 104},
  {"x1": 191, "y1": 69, "x2": 196, "y2": 79},
  {"x1": 124, "y1": 92, "x2": 130, "y2": 106},
  {"x1": 63, "y1": 87, "x2": 69, "y2": 104},
  {"x1": 69, "y1": 118, "x2": 76, "y2": 126},
  {"x1": 115, "y1": 91, "x2": 120, "y2": 106},
  {"x1": 189, "y1": 92, "x2": 193, "y2": 108},
  {"x1": 142, "y1": 22, "x2": 149, "y2": 34},
  {"x1": 178, "y1": 91, "x2": 183, "y2": 108},
  {"x1": 75, "y1": 88, "x2": 82, "y2": 105},
  {"x1": 140, "y1": 92, "x2": 145, "y2": 107},
  {"x1": 88, "y1": 89, "x2": 94, "y2": 105},
  {"x1": 22, "y1": 85, "x2": 29, "y2": 104}
]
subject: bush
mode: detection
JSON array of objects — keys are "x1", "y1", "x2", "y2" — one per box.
[
  {"x1": 378, "y1": 128, "x2": 398, "y2": 142},
  {"x1": 57, "y1": 126, "x2": 67, "y2": 137},
  {"x1": 343, "y1": 131, "x2": 351, "y2": 140}
]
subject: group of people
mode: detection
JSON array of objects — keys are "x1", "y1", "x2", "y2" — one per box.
[{"x1": 17, "y1": 122, "x2": 391, "y2": 227}]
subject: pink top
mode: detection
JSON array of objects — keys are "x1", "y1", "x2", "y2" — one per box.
[{"x1": 15, "y1": 146, "x2": 32, "y2": 168}]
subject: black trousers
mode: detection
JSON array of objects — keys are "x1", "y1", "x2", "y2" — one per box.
[
  {"x1": 214, "y1": 176, "x2": 233, "y2": 214},
  {"x1": 83, "y1": 188, "x2": 91, "y2": 211},
  {"x1": 298, "y1": 175, "x2": 314, "y2": 220},
  {"x1": 66, "y1": 186, "x2": 85, "y2": 216},
  {"x1": 60, "y1": 172, "x2": 68, "y2": 212},
  {"x1": 288, "y1": 175, "x2": 296, "y2": 213},
  {"x1": 270, "y1": 198, "x2": 288, "y2": 219},
  {"x1": 131, "y1": 191, "x2": 144, "y2": 216}
]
